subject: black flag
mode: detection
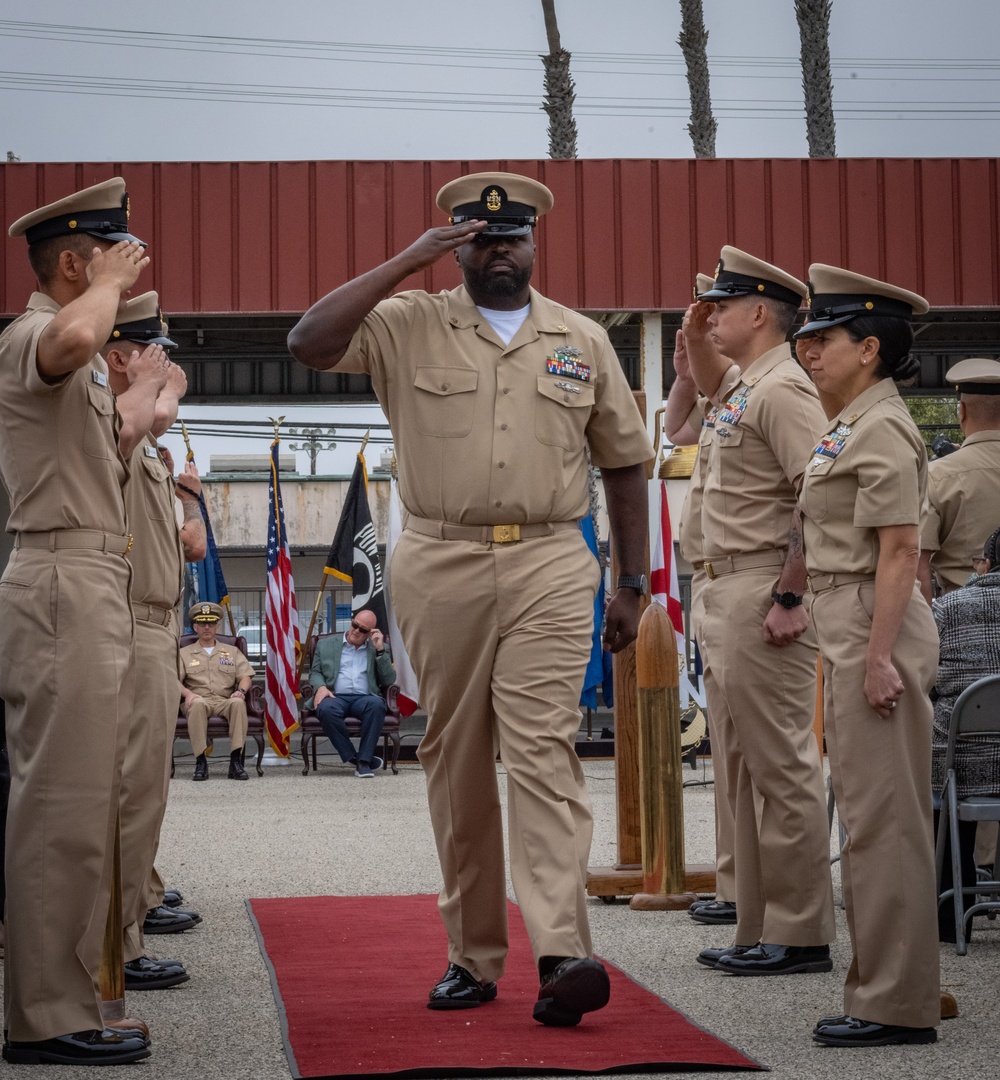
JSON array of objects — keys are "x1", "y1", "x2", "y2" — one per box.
[{"x1": 325, "y1": 452, "x2": 388, "y2": 631}]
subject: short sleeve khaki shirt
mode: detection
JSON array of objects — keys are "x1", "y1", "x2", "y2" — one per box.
[
  {"x1": 125, "y1": 434, "x2": 185, "y2": 609},
  {"x1": 800, "y1": 378, "x2": 928, "y2": 576},
  {"x1": 180, "y1": 642, "x2": 253, "y2": 696},
  {"x1": 0, "y1": 293, "x2": 128, "y2": 534},
  {"x1": 700, "y1": 346, "x2": 826, "y2": 559},
  {"x1": 920, "y1": 430, "x2": 1000, "y2": 589},
  {"x1": 339, "y1": 285, "x2": 653, "y2": 525}
]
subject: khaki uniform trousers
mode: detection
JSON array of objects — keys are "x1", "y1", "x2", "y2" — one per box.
[
  {"x1": 814, "y1": 580, "x2": 940, "y2": 1028},
  {"x1": 390, "y1": 527, "x2": 599, "y2": 985},
  {"x1": 700, "y1": 567, "x2": 835, "y2": 946},
  {"x1": 184, "y1": 696, "x2": 248, "y2": 757},
  {"x1": 0, "y1": 547, "x2": 135, "y2": 1041},
  {"x1": 690, "y1": 568, "x2": 736, "y2": 903},
  {"x1": 120, "y1": 613, "x2": 179, "y2": 961}
]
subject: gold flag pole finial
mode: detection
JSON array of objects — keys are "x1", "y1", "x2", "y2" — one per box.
[
  {"x1": 180, "y1": 421, "x2": 194, "y2": 463},
  {"x1": 390, "y1": 449, "x2": 397, "y2": 481},
  {"x1": 359, "y1": 428, "x2": 371, "y2": 457},
  {"x1": 268, "y1": 415, "x2": 285, "y2": 443}
]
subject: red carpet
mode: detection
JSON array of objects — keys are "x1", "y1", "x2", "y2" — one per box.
[{"x1": 247, "y1": 894, "x2": 761, "y2": 1078}]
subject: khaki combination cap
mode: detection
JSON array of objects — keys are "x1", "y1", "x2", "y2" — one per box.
[
  {"x1": 8, "y1": 177, "x2": 145, "y2": 246},
  {"x1": 111, "y1": 291, "x2": 177, "y2": 349},
  {"x1": 189, "y1": 602, "x2": 224, "y2": 624},
  {"x1": 436, "y1": 172, "x2": 553, "y2": 236},
  {"x1": 694, "y1": 272, "x2": 715, "y2": 300},
  {"x1": 945, "y1": 357, "x2": 1000, "y2": 396},
  {"x1": 698, "y1": 246, "x2": 807, "y2": 307},
  {"x1": 796, "y1": 263, "x2": 929, "y2": 337}
]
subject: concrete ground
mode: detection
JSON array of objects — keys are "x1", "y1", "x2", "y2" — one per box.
[{"x1": 3, "y1": 743, "x2": 998, "y2": 1079}]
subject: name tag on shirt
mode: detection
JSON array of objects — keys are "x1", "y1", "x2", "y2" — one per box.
[
  {"x1": 92, "y1": 370, "x2": 108, "y2": 387},
  {"x1": 143, "y1": 444, "x2": 159, "y2": 458}
]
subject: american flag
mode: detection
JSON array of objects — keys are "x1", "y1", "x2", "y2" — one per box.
[
  {"x1": 650, "y1": 479, "x2": 687, "y2": 701},
  {"x1": 264, "y1": 438, "x2": 301, "y2": 756}
]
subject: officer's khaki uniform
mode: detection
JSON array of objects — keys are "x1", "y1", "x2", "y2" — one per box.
[
  {"x1": 699, "y1": 345, "x2": 835, "y2": 947},
  {"x1": 180, "y1": 641, "x2": 254, "y2": 755},
  {"x1": 121, "y1": 434, "x2": 185, "y2": 960},
  {"x1": 921, "y1": 430, "x2": 1000, "y2": 590},
  {"x1": 0, "y1": 293, "x2": 135, "y2": 1041},
  {"x1": 800, "y1": 377, "x2": 940, "y2": 1028},
  {"x1": 342, "y1": 284, "x2": 653, "y2": 982},
  {"x1": 677, "y1": 376, "x2": 739, "y2": 904}
]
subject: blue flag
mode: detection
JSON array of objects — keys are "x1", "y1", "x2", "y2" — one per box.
[{"x1": 579, "y1": 515, "x2": 605, "y2": 710}]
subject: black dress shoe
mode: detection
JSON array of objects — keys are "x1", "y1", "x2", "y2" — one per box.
[
  {"x1": 2, "y1": 1028, "x2": 151, "y2": 1065},
  {"x1": 124, "y1": 956, "x2": 190, "y2": 990},
  {"x1": 142, "y1": 905, "x2": 202, "y2": 934},
  {"x1": 715, "y1": 942, "x2": 832, "y2": 976},
  {"x1": 228, "y1": 756, "x2": 249, "y2": 781},
  {"x1": 192, "y1": 754, "x2": 208, "y2": 781},
  {"x1": 813, "y1": 1013, "x2": 849, "y2": 1033},
  {"x1": 427, "y1": 963, "x2": 497, "y2": 1010},
  {"x1": 162, "y1": 888, "x2": 185, "y2": 908},
  {"x1": 533, "y1": 957, "x2": 610, "y2": 1027},
  {"x1": 689, "y1": 900, "x2": 738, "y2": 925},
  {"x1": 696, "y1": 944, "x2": 754, "y2": 968},
  {"x1": 812, "y1": 1015, "x2": 937, "y2": 1047}
]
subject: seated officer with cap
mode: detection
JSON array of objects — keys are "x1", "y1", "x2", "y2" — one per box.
[
  {"x1": 918, "y1": 357, "x2": 1000, "y2": 601},
  {"x1": 1, "y1": 177, "x2": 155, "y2": 1065},
  {"x1": 179, "y1": 603, "x2": 255, "y2": 781},
  {"x1": 289, "y1": 172, "x2": 653, "y2": 1026}
]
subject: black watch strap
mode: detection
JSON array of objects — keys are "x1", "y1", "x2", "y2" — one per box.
[
  {"x1": 616, "y1": 573, "x2": 649, "y2": 595},
  {"x1": 771, "y1": 589, "x2": 804, "y2": 609}
]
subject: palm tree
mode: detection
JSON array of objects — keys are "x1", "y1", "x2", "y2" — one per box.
[
  {"x1": 677, "y1": 0, "x2": 717, "y2": 158},
  {"x1": 540, "y1": 0, "x2": 578, "y2": 159},
  {"x1": 795, "y1": 0, "x2": 837, "y2": 156}
]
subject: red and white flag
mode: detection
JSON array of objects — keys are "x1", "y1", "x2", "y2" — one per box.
[
  {"x1": 650, "y1": 479, "x2": 687, "y2": 701},
  {"x1": 264, "y1": 438, "x2": 301, "y2": 755},
  {"x1": 383, "y1": 477, "x2": 420, "y2": 717}
]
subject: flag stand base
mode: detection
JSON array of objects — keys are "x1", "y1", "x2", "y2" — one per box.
[{"x1": 261, "y1": 748, "x2": 292, "y2": 767}]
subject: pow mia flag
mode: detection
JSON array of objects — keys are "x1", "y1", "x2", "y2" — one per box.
[{"x1": 324, "y1": 452, "x2": 388, "y2": 632}]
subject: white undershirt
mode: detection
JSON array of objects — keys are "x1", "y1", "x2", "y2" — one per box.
[
  {"x1": 202, "y1": 645, "x2": 215, "y2": 655},
  {"x1": 477, "y1": 303, "x2": 530, "y2": 346}
]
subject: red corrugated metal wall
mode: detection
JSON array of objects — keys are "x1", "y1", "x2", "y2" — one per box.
[{"x1": 2, "y1": 158, "x2": 998, "y2": 317}]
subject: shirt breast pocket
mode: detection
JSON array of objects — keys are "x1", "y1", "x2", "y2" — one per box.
[
  {"x1": 715, "y1": 424, "x2": 744, "y2": 486},
  {"x1": 411, "y1": 367, "x2": 479, "y2": 437},
  {"x1": 84, "y1": 383, "x2": 115, "y2": 460},
  {"x1": 139, "y1": 454, "x2": 171, "y2": 521},
  {"x1": 802, "y1": 455, "x2": 835, "y2": 523},
  {"x1": 534, "y1": 376, "x2": 595, "y2": 450}
]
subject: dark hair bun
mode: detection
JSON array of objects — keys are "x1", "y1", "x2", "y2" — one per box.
[{"x1": 889, "y1": 352, "x2": 920, "y2": 382}]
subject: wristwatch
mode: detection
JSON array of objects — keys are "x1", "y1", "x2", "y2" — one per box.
[
  {"x1": 771, "y1": 588, "x2": 804, "y2": 609},
  {"x1": 616, "y1": 574, "x2": 649, "y2": 596}
]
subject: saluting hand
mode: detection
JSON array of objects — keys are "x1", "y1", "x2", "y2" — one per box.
[
  {"x1": 86, "y1": 239, "x2": 150, "y2": 295},
  {"x1": 672, "y1": 328, "x2": 694, "y2": 382},
  {"x1": 125, "y1": 343, "x2": 170, "y2": 391},
  {"x1": 681, "y1": 301, "x2": 714, "y2": 345},
  {"x1": 398, "y1": 221, "x2": 488, "y2": 273}
]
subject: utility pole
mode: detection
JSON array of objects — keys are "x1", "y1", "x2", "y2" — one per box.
[{"x1": 288, "y1": 425, "x2": 337, "y2": 475}]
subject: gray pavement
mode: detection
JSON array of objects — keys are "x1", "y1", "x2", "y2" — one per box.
[{"x1": 4, "y1": 747, "x2": 998, "y2": 1079}]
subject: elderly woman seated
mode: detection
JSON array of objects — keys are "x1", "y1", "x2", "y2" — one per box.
[{"x1": 931, "y1": 524, "x2": 1000, "y2": 942}]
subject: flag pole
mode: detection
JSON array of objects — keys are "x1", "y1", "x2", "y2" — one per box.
[{"x1": 180, "y1": 422, "x2": 236, "y2": 636}]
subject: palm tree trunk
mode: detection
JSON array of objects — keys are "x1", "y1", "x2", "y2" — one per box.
[
  {"x1": 540, "y1": 0, "x2": 578, "y2": 159},
  {"x1": 677, "y1": 0, "x2": 717, "y2": 158},
  {"x1": 795, "y1": 0, "x2": 837, "y2": 157}
]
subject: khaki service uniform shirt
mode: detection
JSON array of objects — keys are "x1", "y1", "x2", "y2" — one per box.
[
  {"x1": 800, "y1": 378, "x2": 927, "y2": 575},
  {"x1": 920, "y1": 430, "x2": 1000, "y2": 590},
  {"x1": 339, "y1": 285, "x2": 653, "y2": 523},
  {"x1": 0, "y1": 293, "x2": 128, "y2": 535},
  {"x1": 180, "y1": 643, "x2": 253, "y2": 696},
  {"x1": 126, "y1": 434, "x2": 184, "y2": 613},
  {"x1": 701, "y1": 346, "x2": 826, "y2": 559}
]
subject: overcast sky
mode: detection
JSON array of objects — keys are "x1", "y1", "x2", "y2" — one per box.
[{"x1": 2, "y1": 0, "x2": 997, "y2": 472}]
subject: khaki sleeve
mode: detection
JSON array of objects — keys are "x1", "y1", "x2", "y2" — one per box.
[
  {"x1": 234, "y1": 649, "x2": 255, "y2": 680},
  {"x1": 853, "y1": 413, "x2": 925, "y2": 528},
  {"x1": 756, "y1": 373, "x2": 826, "y2": 493},
  {"x1": 585, "y1": 334, "x2": 655, "y2": 469},
  {"x1": 920, "y1": 469, "x2": 944, "y2": 553}
]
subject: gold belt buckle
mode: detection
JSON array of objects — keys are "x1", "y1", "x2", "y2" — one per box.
[
  {"x1": 492, "y1": 524, "x2": 521, "y2": 544},
  {"x1": 125, "y1": 533, "x2": 134, "y2": 554},
  {"x1": 704, "y1": 561, "x2": 716, "y2": 580}
]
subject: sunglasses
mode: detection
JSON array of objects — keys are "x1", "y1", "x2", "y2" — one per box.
[{"x1": 350, "y1": 621, "x2": 372, "y2": 634}]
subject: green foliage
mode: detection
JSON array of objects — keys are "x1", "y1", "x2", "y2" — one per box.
[{"x1": 903, "y1": 394, "x2": 962, "y2": 450}]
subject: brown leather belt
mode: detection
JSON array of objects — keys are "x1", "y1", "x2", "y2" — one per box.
[
  {"x1": 406, "y1": 515, "x2": 578, "y2": 544},
  {"x1": 133, "y1": 602, "x2": 174, "y2": 627},
  {"x1": 808, "y1": 572, "x2": 876, "y2": 595},
  {"x1": 703, "y1": 549, "x2": 785, "y2": 580},
  {"x1": 14, "y1": 529, "x2": 133, "y2": 555}
]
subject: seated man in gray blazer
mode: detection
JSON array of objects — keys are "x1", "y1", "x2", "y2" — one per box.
[{"x1": 306, "y1": 609, "x2": 396, "y2": 777}]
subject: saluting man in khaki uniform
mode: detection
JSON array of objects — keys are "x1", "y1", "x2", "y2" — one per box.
[
  {"x1": 0, "y1": 179, "x2": 160, "y2": 1065},
  {"x1": 918, "y1": 357, "x2": 1000, "y2": 600},
  {"x1": 665, "y1": 275, "x2": 742, "y2": 928},
  {"x1": 682, "y1": 247, "x2": 836, "y2": 976},
  {"x1": 103, "y1": 294, "x2": 207, "y2": 989},
  {"x1": 289, "y1": 172, "x2": 653, "y2": 1027},
  {"x1": 796, "y1": 265, "x2": 940, "y2": 1047},
  {"x1": 179, "y1": 603, "x2": 255, "y2": 781}
]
